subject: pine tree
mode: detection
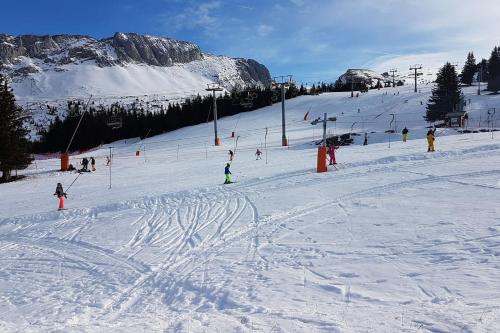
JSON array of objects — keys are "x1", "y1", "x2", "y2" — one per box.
[
  {"x1": 0, "y1": 74, "x2": 32, "y2": 182},
  {"x1": 477, "y1": 59, "x2": 489, "y2": 82},
  {"x1": 426, "y1": 63, "x2": 461, "y2": 122},
  {"x1": 487, "y1": 47, "x2": 500, "y2": 93},
  {"x1": 461, "y1": 52, "x2": 476, "y2": 85}
]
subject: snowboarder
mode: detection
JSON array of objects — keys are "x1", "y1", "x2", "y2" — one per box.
[
  {"x1": 363, "y1": 133, "x2": 368, "y2": 146},
  {"x1": 255, "y1": 149, "x2": 262, "y2": 160},
  {"x1": 402, "y1": 127, "x2": 409, "y2": 142},
  {"x1": 427, "y1": 129, "x2": 435, "y2": 152},
  {"x1": 228, "y1": 150, "x2": 234, "y2": 161},
  {"x1": 90, "y1": 157, "x2": 96, "y2": 171},
  {"x1": 80, "y1": 157, "x2": 89, "y2": 172},
  {"x1": 224, "y1": 163, "x2": 232, "y2": 184},
  {"x1": 54, "y1": 182, "x2": 67, "y2": 210},
  {"x1": 328, "y1": 143, "x2": 338, "y2": 165}
]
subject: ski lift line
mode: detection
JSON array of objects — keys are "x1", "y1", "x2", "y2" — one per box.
[{"x1": 134, "y1": 119, "x2": 309, "y2": 146}]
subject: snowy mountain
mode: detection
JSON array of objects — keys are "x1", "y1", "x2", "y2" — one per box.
[
  {"x1": 0, "y1": 32, "x2": 271, "y2": 101},
  {"x1": 338, "y1": 68, "x2": 392, "y2": 85}
]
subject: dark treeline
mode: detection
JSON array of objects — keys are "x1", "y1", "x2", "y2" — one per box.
[
  {"x1": 34, "y1": 85, "x2": 305, "y2": 153},
  {"x1": 426, "y1": 45, "x2": 500, "y2": 122}
]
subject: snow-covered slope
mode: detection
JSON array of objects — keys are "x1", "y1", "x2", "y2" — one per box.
[{"x1": 1, "y1": 84, "x2": 500, "y2": 332}]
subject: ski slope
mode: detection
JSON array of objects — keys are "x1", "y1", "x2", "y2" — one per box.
[{"x1": 1, "y1": 84, "x2": 500, "y2": 332}]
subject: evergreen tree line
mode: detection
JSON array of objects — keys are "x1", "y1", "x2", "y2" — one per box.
[
  {"x1": 0, "y1": 74, "x2": 32, "y2": 182},
  {"x1": 34, "y1": 85, "x2": 306, "y2": 153},
  {"x1": 427, "y1": 45, "x2": 500, "y2": 122},
  {"x1": 460, "y1": 47, "x2": 500, "y2": 93}
]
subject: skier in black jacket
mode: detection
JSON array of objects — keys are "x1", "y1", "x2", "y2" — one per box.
[{"x1": 54, "y1": 183, "x2": 67, "y2": 210}]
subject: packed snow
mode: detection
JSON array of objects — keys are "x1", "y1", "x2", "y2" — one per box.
[{"x1": 1, "y1": 84, "x2": 499, "y2": 332}]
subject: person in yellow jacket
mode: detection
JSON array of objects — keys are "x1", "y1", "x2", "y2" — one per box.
[{"x1": 427, "y1": 129, "x2": 435, "y2": 152}]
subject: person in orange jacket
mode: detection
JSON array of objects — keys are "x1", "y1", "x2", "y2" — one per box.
[{"x1": 427, "y1": 129, "x2": 435, "y2": 152}]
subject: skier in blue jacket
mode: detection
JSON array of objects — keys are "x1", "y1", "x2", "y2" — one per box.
[{"x1": 224, "y1": 163, "x2": 232, "y2": 184}]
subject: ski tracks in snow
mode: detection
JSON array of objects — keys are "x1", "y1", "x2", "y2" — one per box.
[
  {"x1": 97, "y1": 187, "x2": 258, "y2": 321},
  {"x1": 0, "y1": 187, "x2": 258, "y2": 329}
]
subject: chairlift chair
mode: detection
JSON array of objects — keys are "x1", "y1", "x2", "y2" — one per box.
[{"x1": 107, "y1": 115, "x2": 123, "y2": 130}]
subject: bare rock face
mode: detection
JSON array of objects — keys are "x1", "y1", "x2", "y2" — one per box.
[
  {"x1": 108, "y1": 32, "x2": 203, "y2": 66},
  {"x1": 235, "y1": 58, "x2": 271, "y2": 86}
]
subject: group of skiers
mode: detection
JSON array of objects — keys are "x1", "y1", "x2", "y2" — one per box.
[
  {"x1": 55, "y1": 127, "x2": 439, "y2": 209},
  {"x1": 224, "y1": 148, "x2": 262, "y2": 184},
  {"x1": 400, "y1": 126, "x2": 436, "y2": 152},
  {"x1": 79, "y1": 157, "x2": 96, "y2": 172}
]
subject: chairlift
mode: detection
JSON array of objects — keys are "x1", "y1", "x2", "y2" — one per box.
[
  {"x1": 271, "y1": 91, "x2": 279, "y2": 102},
  {"x1": 107, "y1": 115, "x2": 123, "y2": 130},
  {"x1": 240, "y1": 100, "x2": 253, "y2": 109}
]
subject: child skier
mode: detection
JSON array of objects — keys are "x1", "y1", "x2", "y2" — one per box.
[
  {"x1": 328, "y1": 143, "x2": 338, "y2": 165},
  {"x1": 402, "y1": 127, "x2": 409, "y2": 142},
  {"x1": 228, "y1": 150, "x2": 234, "y2": 161},
  {"x1": 255, "y1": 149, "x2": 262, "y2": 160},
  {"x1": 90, "y1": 157, "x2": 96, "y2": 171},
  {"x1": 54, "y1": 183, "x2": 67, "y2": 210},
  {"x1": 427, "y1": 129, "x2": 435, "y2": 152},
  {"x1": 224, "y1": 163, "x2": 232, "y2": 184}
]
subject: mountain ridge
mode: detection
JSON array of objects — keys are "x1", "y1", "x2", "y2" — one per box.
[{"x1": 0, "y1": 32, "x2": 271, "y2": 101}]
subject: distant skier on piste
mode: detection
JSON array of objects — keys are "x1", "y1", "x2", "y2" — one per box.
[
  {"x1": 255, "y1": 149, "x2": 262, "y2": 160},
  {"x1": 427, "y1": 129, "x2": 435, "y2": 152},
  {"x1": 328, "y1": 143, "x2": 338, "y2": 165},
  {"x1": 224, "y1": 163, "x2": 232, "y2": 184},
  {"x1": 228, "y1": 150, "x2": 234, "y2": 161},
  {"x1": 54, "y1": 182, "x2": 67, "y2": 210},
  {"x1": 90, "y1": 157, "x2": 96, "y2": 171},
  {"x1": 402, "y1": 127, "x2": 409, "y2": 142},
  {"x1": 80, "y1": 157, "x2": 89, "y2": 172}
]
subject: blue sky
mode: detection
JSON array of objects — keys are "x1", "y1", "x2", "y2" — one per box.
[{"x1": 2, "y1": 0, "x2": 499, "y2": 83}]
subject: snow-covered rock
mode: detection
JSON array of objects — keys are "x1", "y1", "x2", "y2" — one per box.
[{"x1": 338, "y1": 68, "x2": 389, "y2": 85}]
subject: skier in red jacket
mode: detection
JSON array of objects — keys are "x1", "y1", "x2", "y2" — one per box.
[{"x1": 328, "y1": 143, "x2": 338, "y2": 165}]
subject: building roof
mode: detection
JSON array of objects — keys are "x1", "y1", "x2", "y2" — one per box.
[{"x1": 445, "y1": 111, "x2": 467, "y2": 118}]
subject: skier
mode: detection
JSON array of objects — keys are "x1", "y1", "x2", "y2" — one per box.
[
  {"x1": 80, "y1": 157, "x2": 89, "y2": 172},
  {"x1": 427, "y1": 129, "x2": 435, "y2": 152},
  {"x1": 255, "y1": 149, "x2": 262, "y2": 160},
  {"x1": 54, "y1": 182, "x2": 67, "y2": 210},
  {"x1": 224, "y1": 163, "x2": 232, "y2": 184},
  {"x1": 90, "y1": 157, "x2": 96, "y2": 171},
  {"x1": 228, "y1": 150, "x2": 234, "y2": 161},
  {"x1": 328, "y1": 143, "x2": 338, "y2": 165},
  {"x1": 363, "y1": 133, "x2": 368, "y2": 145},
  {"x1": 402, "y1": 127, "x2": 409, "y2": 142},
  {"x1": 106, "y1": 155, "x2": 111, "y2": 166}
]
